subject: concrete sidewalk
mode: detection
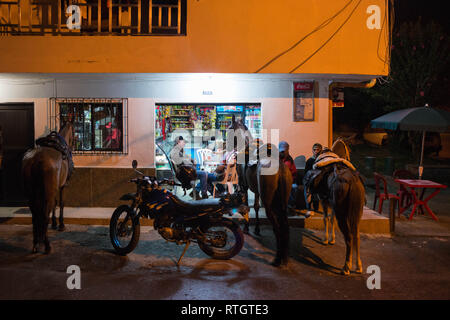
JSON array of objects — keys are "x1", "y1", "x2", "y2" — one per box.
[{"x1": 0, "y1": 205, "x2": 390, "y2": 234}]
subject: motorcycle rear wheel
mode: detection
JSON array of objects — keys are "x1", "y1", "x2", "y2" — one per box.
[
  {"x1": 198, "y1": 218, "x2": 244, "y2": 260},
  {"x1": 110, "y1": 205, "x2": 140, "y2": 255}
]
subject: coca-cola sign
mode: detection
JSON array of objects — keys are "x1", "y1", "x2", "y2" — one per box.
[
  {"x1": 293, "y1": 81, "x2": 314, "y2": 121},
  {"x1": 294, "y1": 82, "x2": 314, "y2": 91}
]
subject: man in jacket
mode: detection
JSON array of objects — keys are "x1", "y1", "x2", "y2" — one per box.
[{"x1": 304, "y1": 143, "x2": 323, "y2": 213}]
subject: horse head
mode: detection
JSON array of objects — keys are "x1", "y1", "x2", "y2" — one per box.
[
  {"x1": 59, "y1": 120, "x2": 75, "y2": 151},
  {"x1": 227, "y1": 115, "x2": 253, "y2": 154},
  {"x1": 331, "y1": 138, "x2": 351, "y2": 161}
]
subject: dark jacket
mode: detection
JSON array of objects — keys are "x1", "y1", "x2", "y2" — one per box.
[{"x1": 305, "y1": 156, "x2": 316, "y2": 174}]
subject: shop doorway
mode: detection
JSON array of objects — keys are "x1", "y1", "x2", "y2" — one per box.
[
  {"x1": 154, "y1": 103, "x2": 262, "y2": 181},
  {"x1": 0, "y1": 103, "x2": 34, "y2": 205}
]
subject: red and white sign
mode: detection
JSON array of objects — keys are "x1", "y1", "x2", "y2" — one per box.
[
  {"x1": 294, "y1": 82, "x2": 314, "y2": 91},
  {"x1": 331, "y1": 87, "x2": 344, "y2": 108}
]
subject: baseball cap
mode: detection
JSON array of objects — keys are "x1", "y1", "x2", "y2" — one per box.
[{"x1": 279, "y1": 141, "x2": 289, "y2": 152}]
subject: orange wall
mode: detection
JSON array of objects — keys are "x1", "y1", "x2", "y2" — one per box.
[{"x1": 0, "y1": 0, "x2": 389, "y2": 75}]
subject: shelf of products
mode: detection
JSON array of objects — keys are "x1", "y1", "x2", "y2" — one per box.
[{"x1": 155, "y1": 103, "x2": 262, "y2": 148}]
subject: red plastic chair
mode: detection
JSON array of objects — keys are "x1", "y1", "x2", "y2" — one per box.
[
  {"x1": 393, "y1": 169, "x2": 414, "y2": 211},
  {"x1": 373, "y1": 172, "x2": 400, "y2": 215}
]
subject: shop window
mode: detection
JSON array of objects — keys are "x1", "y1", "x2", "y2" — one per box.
[{"x1": 51, "y1": 98, "x2": 128, "y2": 154}]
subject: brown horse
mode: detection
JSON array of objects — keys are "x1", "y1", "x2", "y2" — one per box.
[
  {"x1": 22, "y1": 122, "x2": 74, "y2": 254},
  {"x1": 321, "y1": 138, "x2": 352, "y2": 245},
  {"x1": 308, "y1": 138, "x2": 365, "y2": 275},
  {"x1": 257, "y1": 143, "x2": 292, "y2": 266}
]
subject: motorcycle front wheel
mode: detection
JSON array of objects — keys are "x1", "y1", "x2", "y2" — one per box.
[
  {"x1": 109, "y1": 205, "x2": 140, "y2": 255},
  {"x1": 198, "y1": 218, "x2": 244, "y2": 260}
]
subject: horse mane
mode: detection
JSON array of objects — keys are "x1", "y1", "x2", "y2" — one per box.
[{"x1": 331, "y1": 138, "x2": 351, "y2": 161}]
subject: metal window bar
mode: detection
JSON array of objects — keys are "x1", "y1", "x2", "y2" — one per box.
[
  {"x1": 1, "y1": 0, "x2": 184, "y2": 35},
  {"x1": 50, "y1": 98, "x2": 128, "y2": 154}
]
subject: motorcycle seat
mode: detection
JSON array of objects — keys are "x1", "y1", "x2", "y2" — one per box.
[{"x1": 171, "y1": 196, "x2": 223, "y2": 215}]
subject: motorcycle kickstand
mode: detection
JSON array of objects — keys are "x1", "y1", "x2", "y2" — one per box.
[{"x1": 176, "y1": 240, "x2": 190, "y2": 266}]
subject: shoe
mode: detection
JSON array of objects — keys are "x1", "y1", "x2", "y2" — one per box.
[
  {"x1": 304, "y1": 210, "x2": 315, "y2": 218},
  {"x1": 201, "y1": 193, "x2": 208, "y2": 199}
]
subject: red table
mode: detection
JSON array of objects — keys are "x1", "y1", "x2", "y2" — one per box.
[{"x1": 395, "y1": 179, "x2": 447, "y2": 221}]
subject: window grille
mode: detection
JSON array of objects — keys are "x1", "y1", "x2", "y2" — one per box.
[{"x1": 49, "y1": 98, "x2": 128, "y2": 155}]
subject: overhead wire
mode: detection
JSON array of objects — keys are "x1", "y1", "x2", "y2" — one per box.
[
  {"x1": 254, "y1": 0, "x2": 355, "y2": 73},
  {"x1": 288, "y1": 0, "x2": 363, "y2": 73}
]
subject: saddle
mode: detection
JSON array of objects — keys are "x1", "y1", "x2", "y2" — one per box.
[
  {"x1": 313, "y1": 151, "x2": 356, "y2": 171},
  {"x1": 36, "y1": 131, "x2": 74, "y2": 183},
  {"x1": 303, "y1": 152, "x2": 356, "y2": 200}
]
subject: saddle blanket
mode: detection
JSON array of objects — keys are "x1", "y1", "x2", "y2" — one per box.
[{"x1": 312, "y1": 151, "x2": 356, "y2": 171}]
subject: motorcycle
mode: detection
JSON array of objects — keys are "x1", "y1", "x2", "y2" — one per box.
[{"x1": 109, "y1": 160, "x2": 249, "y2": 265}]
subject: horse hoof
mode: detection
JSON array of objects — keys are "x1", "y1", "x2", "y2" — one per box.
[
  {"x1": 329, "y1": 240, "x2": 335, "y2": 245},
  {"x1": 58, "y1": 225, "x2": 65, "y2": 232},
  {"x1": 355, "y1": 265, "x2": 363, "y2": 274},
  {"x1": 271, "y1": 258, "x2": 288, "y2": 268},
  {"x1": 51, "y1": 224, "x2": 57, "y2": 230},
  {"x1": 32, "y1": 247, "x2": 38, "y2": 254},
  {"x1": 271, "y1": 258, "x2": 282, "y2": 267},
  {"x1": 322, "y1": 240, "x2": 328, "y2": 245},
  {"x1": 341, "y1": 268, "x2": 350, "y2": 276}
]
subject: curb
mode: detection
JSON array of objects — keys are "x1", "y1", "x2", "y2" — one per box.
[{"x1": 0, "y1": 213, "x2": 390, "y2": 234}]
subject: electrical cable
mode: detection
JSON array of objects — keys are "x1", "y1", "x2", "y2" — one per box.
[
  {"x1": 254, "y1": 0, "x2": 355, "y2": 73},
  {"x1": 288, "y1": 0, "x2": 363, "y2": 73},
  {"x1": 377, "y1": 0, "x2": 394, "y2": 69}
]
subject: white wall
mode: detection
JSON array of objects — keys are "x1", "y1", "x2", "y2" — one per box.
[{"x1": 0, "y1": 74, "x2": 331, "y2": 168}]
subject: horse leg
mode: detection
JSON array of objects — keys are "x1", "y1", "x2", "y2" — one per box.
[
  {"x1": 265, "y1": 207, "x2": 283, "y2": 266},
  {"x1": 354, "y1": 226, "x2": 362, "y2": 274},
  {"x1": 43, "y1": 196, "x2": 56, "y2": 254},
  {"x1": 329, "y1": 210, "x2": 336, "y2": 245},
  {"x1": 58, "y1": 187, "x2": 65, "y2": 231},
  {"x1": 254, "y1": 192, "x2": 261, "y2": 236},
  {"x1": 278, "y1": 211, "x2": 289, "y2": 265},
  {"x1": 31, "y1": 210, "x2": 39, "y2": 253},
  {"x1": 338, "y1": 220, "x2": 352, "y2": 275},
  {"x1": 43, "y1": 219, "x2": 51, "y2": 254},
  {"x1": 51, "y1": 207, "x2": 57, "y2": 230},
  {"x1": 322, "y1": 201, "x2": 329, "y2": 245}
]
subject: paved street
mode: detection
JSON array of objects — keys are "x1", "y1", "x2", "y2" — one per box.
[{"x1": 0, "y1": 223, "x2": 449, "y2": 300}]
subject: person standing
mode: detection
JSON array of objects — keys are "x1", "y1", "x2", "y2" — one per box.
[
  {"x1": 304, "y1": 143, "x2": 322, "y2": 213},
  {"x1": 279, "y1": 141, "x2": 299, "y2": 216},
  {"x1": 279, "y1": 141, "x2": 296, "y2": 181}
]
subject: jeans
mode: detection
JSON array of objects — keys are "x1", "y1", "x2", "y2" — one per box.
[
  {"x1": 195, "y1": 170, "x2": 208, "y2": 195},
  {"x1": 288, "y1": 183, "x2": 297, "y2": 207}
]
